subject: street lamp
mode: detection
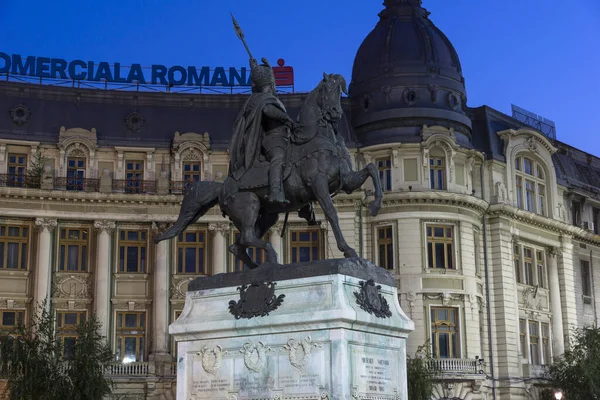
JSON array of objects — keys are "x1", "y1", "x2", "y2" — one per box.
[{"x1": 554, "y1": 390, "x2": 563, "y2": 400}]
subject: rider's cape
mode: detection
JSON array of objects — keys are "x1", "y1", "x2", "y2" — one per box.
[{"x1": 229, "y1": 92, "x2": 287, "y2": 181}]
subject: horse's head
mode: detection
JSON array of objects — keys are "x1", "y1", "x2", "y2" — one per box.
[{"x1": 318, "y1": 73, "x2": 347, "y2": 123}]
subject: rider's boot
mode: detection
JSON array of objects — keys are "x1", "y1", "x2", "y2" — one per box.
[
  {"x1": 298, "y1": 203, "x2": 318, "y2": 225},
  {"x1": 268, "y1": 164, "x2": 290, "y2": 206}
]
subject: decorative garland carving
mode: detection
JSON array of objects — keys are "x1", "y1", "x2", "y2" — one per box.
[
  {"x1": 240, "y1": 342, "x2": 269, "y2": 373},
  {"x1": 283, "y1": 336, "x2": 322, "y2": 372},
  {"x1": 170, "y1": 277, "x2": 194, "y2": 299},
  {"x1": 198, "y1": 345, "x2": 224, "y2": 375}
]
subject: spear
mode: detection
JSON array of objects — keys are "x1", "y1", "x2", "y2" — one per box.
[{"x1": 231, "y1": 13, "x2": 254, "y2": 60}]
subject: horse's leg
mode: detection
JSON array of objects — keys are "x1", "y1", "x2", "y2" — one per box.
[
  {"x1": 311, "y1": 173, "x2": 358, "y2": 258},
  {"x1": 228, "y1": 239, "x2": 259, "y2": 270},
  {"x1": 224, "y1": 193, "x2": 263, "y2": 270},
  {"x1": 254, "y1": 213, "x2": 280, "y2": 264},
  {"x1": 341, "y1": 163, "x2": 383, "y2": 216}
]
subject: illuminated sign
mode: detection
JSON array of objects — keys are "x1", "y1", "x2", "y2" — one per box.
[{"x1": 0, "y1": 53, "x2": 294, "y2": 87}]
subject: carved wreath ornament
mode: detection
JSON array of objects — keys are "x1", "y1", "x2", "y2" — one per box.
[
  {"x1": 354, "y1": 279, "x2": 392, "y2": 319},
  {"x1": 240, "y1": 341, "x2": 268, "y2": 373},
  {"x1": 199, "y1": 345, "x2": 223, "y2": 375},
  {"x1": 283, "y1": 336, "x2": 322, "y2": 372}
]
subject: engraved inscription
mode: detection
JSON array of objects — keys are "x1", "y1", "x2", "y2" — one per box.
[{"x1": 352, "y1": 349, "x2": 398, "y2": 396}]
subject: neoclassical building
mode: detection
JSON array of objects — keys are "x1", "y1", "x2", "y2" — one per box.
[{"x1": 1, "y1": 1, "x2": 599, "y2": 399}]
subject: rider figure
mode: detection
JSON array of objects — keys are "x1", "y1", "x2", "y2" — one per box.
[{"x1": 229, "y1": 57, "x2": 296, "y2": 206}]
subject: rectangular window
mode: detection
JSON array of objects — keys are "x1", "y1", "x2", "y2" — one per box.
[
  {"x1": 581, "y1": 260, "x2": 592, "y2": 298},
  {"x1": 426, "y1": 225, "x2": 455, "y2": 269},
  {"x1": 516, "y1": 177, "x2": 523, "y2": 209},
  {"x1": 66, "y1": 157, "x2": 86, "y2": 191},
  {"x1": 118, "y1": 230, "x2": 147, "y2": 273},
  {"x1": 572, "y1": 201, "x2": 581, "y2": 226},
  {"x1": 430, "y1": 307, "x2": 460, "y2": 358},
  {"x1": 377, "y1": 158, "x2": 392, "y2": 192},
  {"x1": 125, "y1": 161, "x2": 144, "y2": 194},
  {"x1": 177, "y1": 231, "x2": 206, "y2": 274},
  {"x1": 529, "y1": 321, "x2": 540, "y2": 365},
  {"x1": 519, "y1": 318, "x2": 527, "y2": 357},
  {"x1": 536, "y1": 250, "x2": 546, "y2": 288},
  {"x1": 524, "y1": 247, "x2": 534, "y2": 286},
  {"x1": 593, "y1": 207, "x2": 600, "y2": 235},
  {"x1": 290, "y1": 229, "x2": 320, "y2": 263},
  {"x1": 182, "y1": 161, "x2": 202, "y2": 182},
  {"x1": 116, "y1": 312, "x2": 145, "y2": 363},
  {"x1": 514, "y1": 245, "x2": 522, "y2": 284},
  {"x1": 0, "y1": 310, "x2": 24, "y2": 330},
  {"x1": 233, "y1": 231, "x2": 265, "y2": 272},
  {"x1": 0, "y1": 225, "x2": 29, "y2": 270},
  {"x1": 541, "y1": 322, "x2": 551, "y2": 365},
  {"x1": 538, "y1": 184, "x2": 546, "y2": 216},
  {"x1": 56, "y1": 311, "x2": 86, "y2": 360},
  {"x1": 59, "y1": 228, "x2": 89, "y2": 272},
  {"x1": 429, "y1": 157, "x2": 446, "y2": 190},
  {"x1": 7, "y1": 153, "x2": 27, "y2": 187},
  {"x1": 525, "y1": 180, "x2": 535, "y2": 212},
  {"x1": 376, "y1": 226, "x2": 394, "y2": 270}
]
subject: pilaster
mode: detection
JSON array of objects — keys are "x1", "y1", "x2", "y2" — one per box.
[
  {"x1": 93, "y1": 220, "x2": 116, "y2": 339},
  {"x1": 209, "y1": 223, "x2": 230, "y2": 275},
  {"x1": 33, "y1": 218, "x2": 57, "y2": 310}
]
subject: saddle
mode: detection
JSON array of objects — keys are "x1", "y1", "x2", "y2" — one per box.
[{"x1": 236, "y1": 137, "x2": 340, "y2": 190}]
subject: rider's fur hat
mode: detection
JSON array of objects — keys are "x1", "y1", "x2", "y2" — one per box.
[{"x1": 250, "y1": 57, "x2": 276, "y2": 89}]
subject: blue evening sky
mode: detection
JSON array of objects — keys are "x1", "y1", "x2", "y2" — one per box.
[{"x1": 1, "y1": 0, "x2": 599, "y2": 156}]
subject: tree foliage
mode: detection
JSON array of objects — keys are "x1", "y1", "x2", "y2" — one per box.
[
  {"x1": 407, "y1": 342, "x2": 439, "y2": 400},
  {"x1": 25, "y1": 150, "x2": 48, "y2": 188},
  {"x1": 0, "y1": 302, "x2": 112, "y2": 400},
  {"x1": 546, "y1": 327, "x2": 600, "y2": 400}
]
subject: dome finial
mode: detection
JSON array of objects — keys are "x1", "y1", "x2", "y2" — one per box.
[{"x1": 381, "y1": 0, "x2": 429, "y2": 18}]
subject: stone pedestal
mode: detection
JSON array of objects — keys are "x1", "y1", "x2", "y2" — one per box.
[{"x1": 170, "y1": 258, "x2": 414, "y2": 400}]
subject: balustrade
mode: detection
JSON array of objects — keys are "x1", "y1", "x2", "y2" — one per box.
[{"x1": 425, "y1": 358, "x2": 480, "y2": 374}]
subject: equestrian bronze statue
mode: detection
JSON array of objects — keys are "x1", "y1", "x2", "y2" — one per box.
[{"x1": 155, "y1": 16, "x2": 383, "y2": 269}]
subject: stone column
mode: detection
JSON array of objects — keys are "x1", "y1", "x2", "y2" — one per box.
[
  {"x1": 150, "y1": 222, "x2": 171, "y2": 361},
  {"x1": 33, "y1": 218, "x2": 57, "y2": 309},
  {"x1": 269, "y1": 223, "x2": 284, "y2": 263},
  {"x1": 547, "y1": 246, "x2": 565, "y2": 356},
  {"x1": 557, "y1": 238, "x2": 578, "y2": 349},
  {"x1": 209, "y1": 223, "x2": 230, "y2": 275},
  {"x1": 93, "y1": 220, "x2": 115, "y2": 339}
]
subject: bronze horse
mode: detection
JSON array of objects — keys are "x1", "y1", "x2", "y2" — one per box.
[{"x1": 155, "y1": 73, "x2": 383, "y2": 269}]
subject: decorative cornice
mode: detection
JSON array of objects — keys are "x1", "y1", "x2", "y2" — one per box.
[{"x1": 34, "y1": 218, "x2": 57, "y2": 232}]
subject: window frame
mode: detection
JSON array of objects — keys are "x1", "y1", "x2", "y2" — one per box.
[
  {"x1": 519, "y1": 317, "x2": 553, "y2": 365},
  {"x1": 115, "y1": 311, "x2": 146, "y2": 363},
  {"x1": 429, "y1": 306, "x2": 461, "y2": 359},
  {"x1": 0, "y1": 224, "x2": 29, "y2": 270},
  {"x1": 66, "y1": 157, "x2": 87, "y2": 191},
  {"x1": 376, "y1": 157, "x2": 392, "y2": 192},
  {"x1": 513, "y1": 243, "x2": 547, "y2": 289},
  {"x1": 514, "y1": 155, "x2": 548, "y2": 216},
  {"x1": 580, "y1": 259, "x2": 592, "y2": 300},
  {"x1": 288, "y1": 228, "x2": 322, "y2": 264},
  {"x1": 375, "y1": 225, "x2": 395, "y2": 271},
  {"x1": 118, "y1": 230, "x2": 148, "y2": 273},
  {"x1": 0, "y1": 309, "x2": 24, "y2": 331},
  {"x1": 125, "y1": 160, "x2": 144, "y2": 194},
  {"x1": 182, "y1": 161, "x2": 202, "y2": 183},
  {"x1": 56, "y1": 311, "x2": 86, "y2": 359},
  {"x1": 425, "y1": 223, "x2": 456, "y2": 270},
  {"x1": 58, "y1": 227, "x2": 90, "y2": 272},
  {"x1": 429, "y1": 156, "x2": 446, "y2": 190},
  {"x1": 7, "y1": 153, "x2": 27, "y2": 187},
  {"x1": 176, "y1": 230, "x2": 207, "y2": 275}
]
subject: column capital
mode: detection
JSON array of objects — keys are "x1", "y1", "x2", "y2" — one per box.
[
  {"x1": 151, "y1": 221, "x2": 171, "y2": 236},
  {"x1": 34, "y1": 218, "x2": 57, "y2": 232},
  {"x1": 93, "y1": 220, "x2": 116, "y2": 233},
  {"x1": 209, "y1": 223, "x2": 230, "y2": 235},
  {"x1": 546, "y1": 246, "x2": 563, "y2": 258}
]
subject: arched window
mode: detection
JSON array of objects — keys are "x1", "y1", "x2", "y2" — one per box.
[{"x1": 514, "y1": 155, "x2": 547, "y2": 215}]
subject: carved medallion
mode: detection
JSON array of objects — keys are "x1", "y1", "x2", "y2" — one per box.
[
  {"x1": 240, "y1": 342, "x2": 267, "y2": 373},
  {"x1": 354, "y1": 279, "x2": 392, "y2": 318},
  {"x1": 228, "y1": 281, "x2": 285, "y2": 319},
  {"x1": 199, "y1": 345, "x2": 223, "y2": 375}
]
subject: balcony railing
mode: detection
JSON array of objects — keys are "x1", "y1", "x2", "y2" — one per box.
[
  {"x1": 426, "y1": 358, "x2": 481, "y2": 374},
  {"x1": 112, "y1": 179, "x2": 157, "y2": 194},
  {"x1": 0, "y1": 174, "x2": 40, "y2": 189},
  {"x1": 105, "y1": 362, "x2": 149, "y2": 376},
  {"x1": 53, "y1": 177, "x2": 100, "y2": 192},
  {"x1": 169, "y1": 179, "x2": 196, "y2": 195}
]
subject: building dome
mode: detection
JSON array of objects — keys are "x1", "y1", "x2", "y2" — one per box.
[{"x1": 349, "y1": 0, "x2": 472, "y2": 147}]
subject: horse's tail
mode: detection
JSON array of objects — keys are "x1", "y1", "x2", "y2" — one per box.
[{"x1": 155, "y1": 181, "x2": 222, "y2": 243}]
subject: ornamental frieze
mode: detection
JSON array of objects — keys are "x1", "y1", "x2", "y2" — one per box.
[{"x1": 52, "y1": 274, "x2": 92, "y2": 299}]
